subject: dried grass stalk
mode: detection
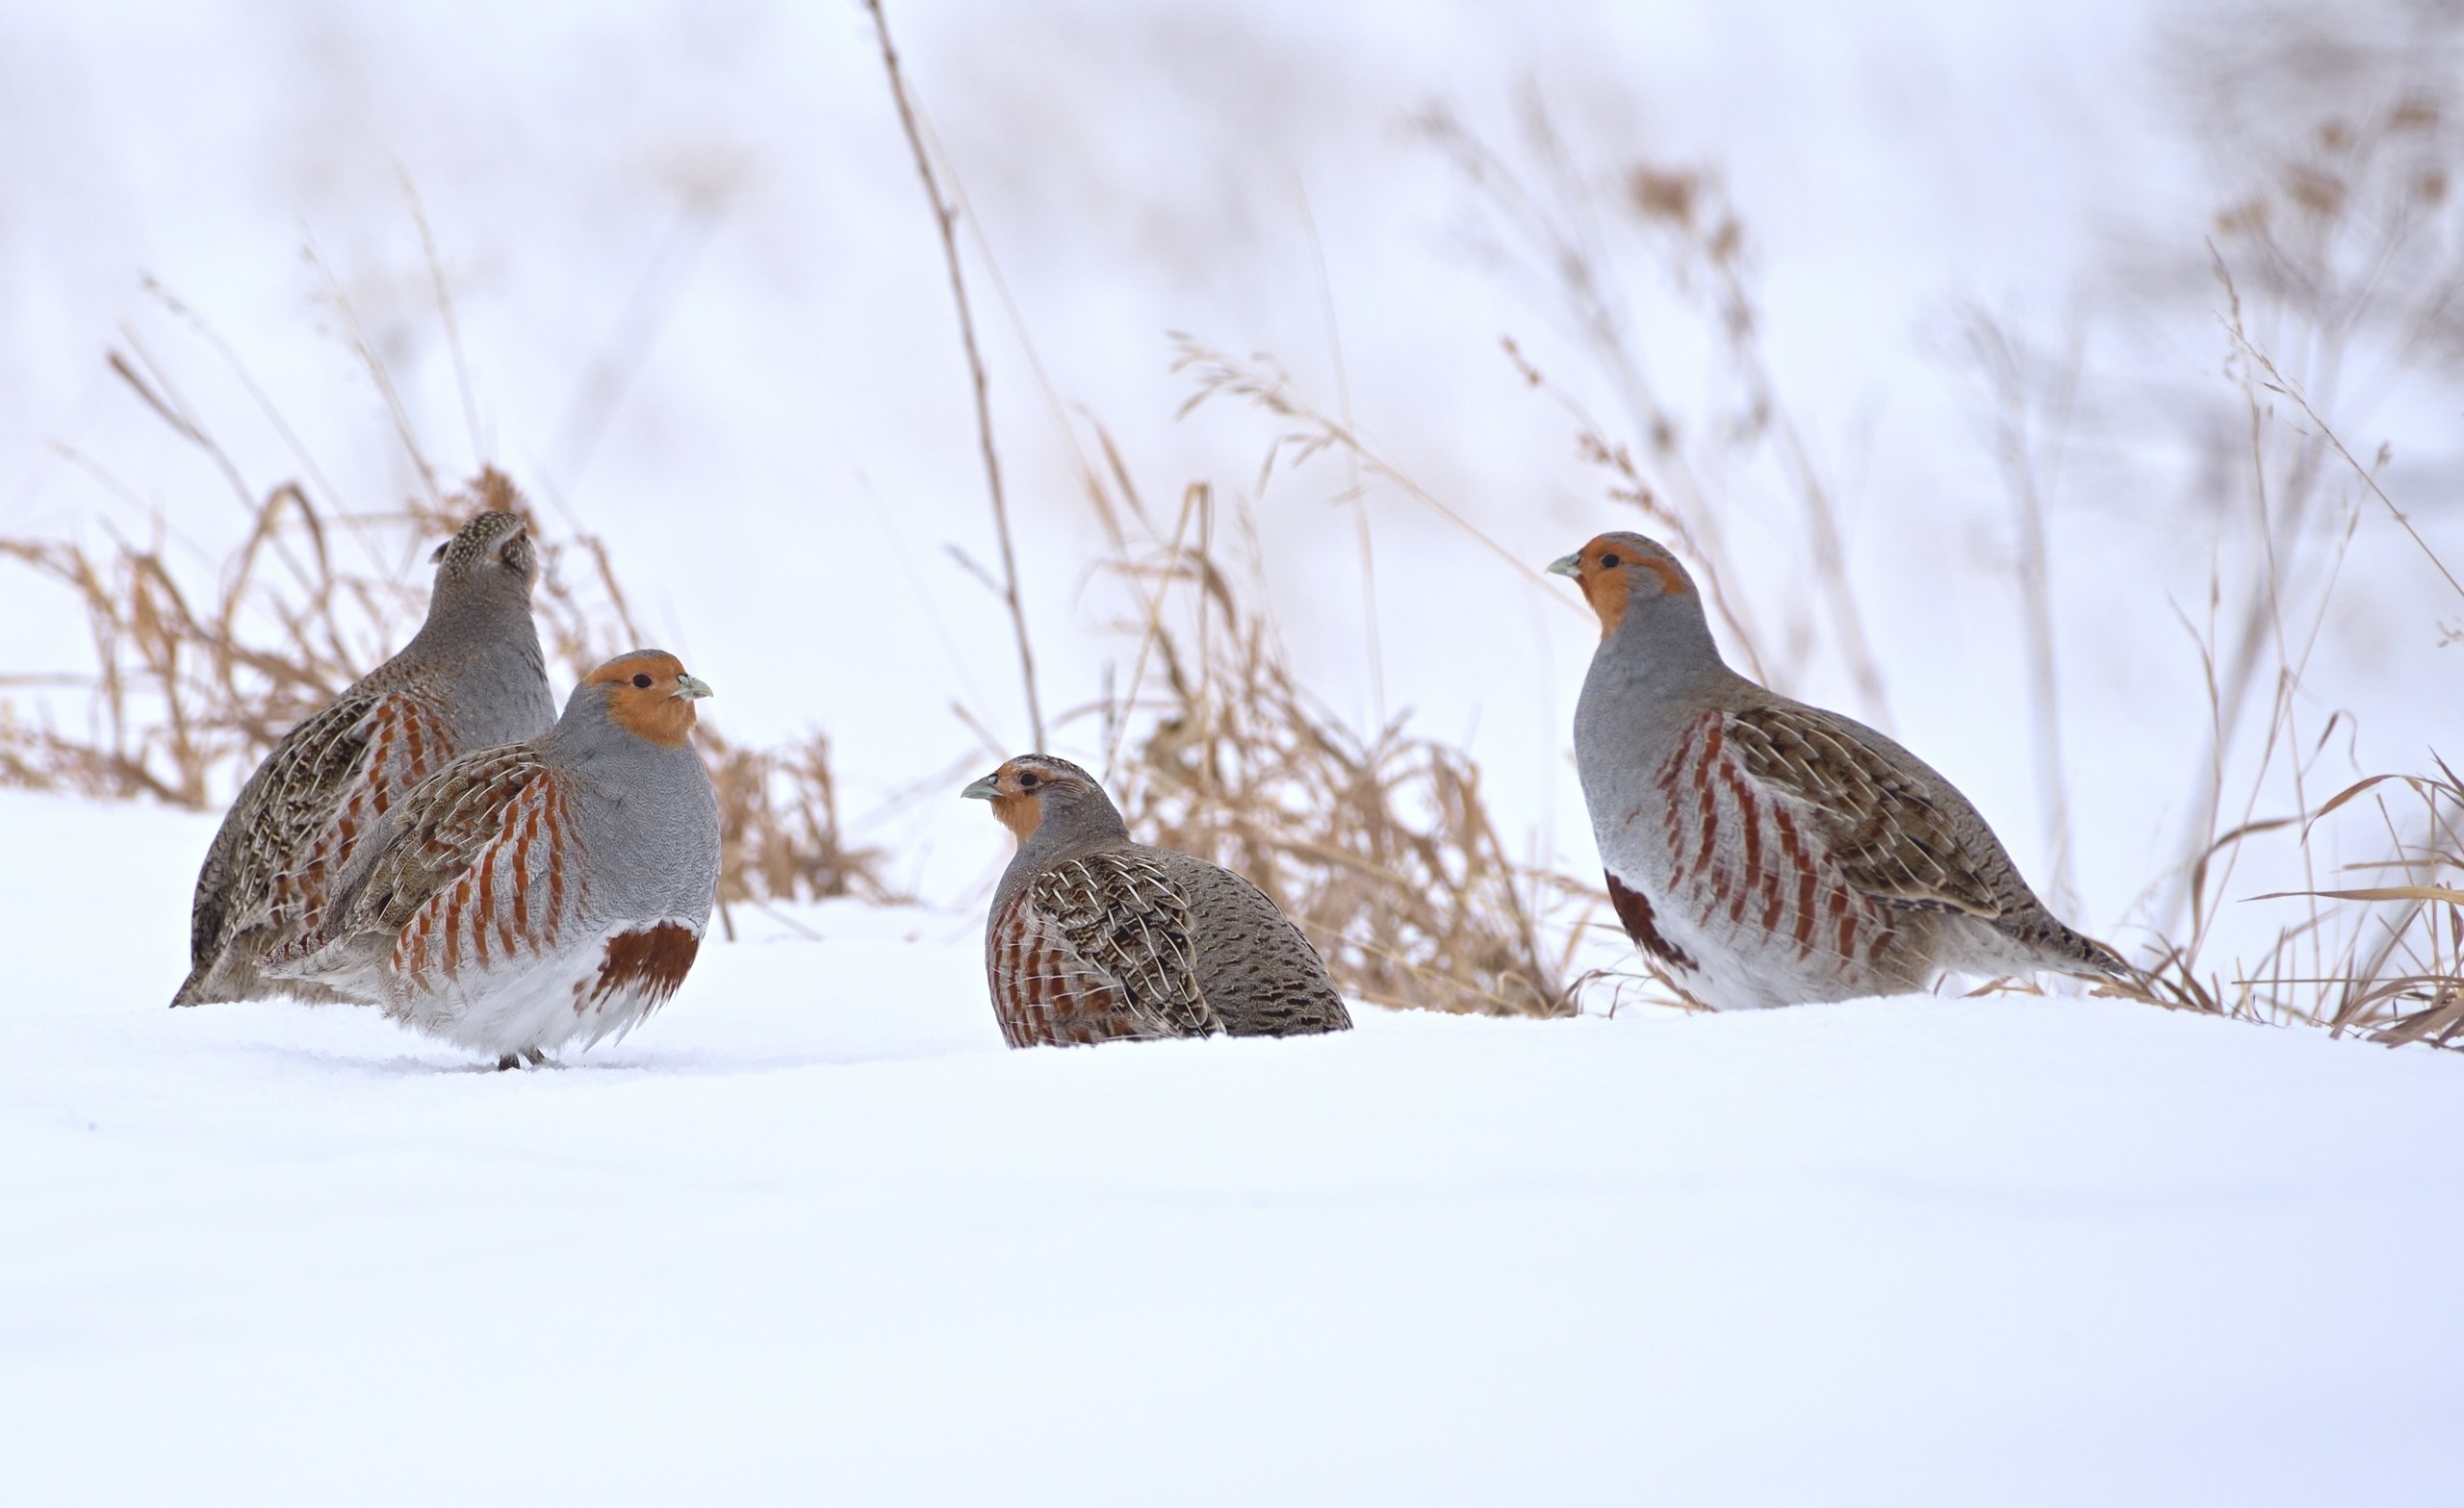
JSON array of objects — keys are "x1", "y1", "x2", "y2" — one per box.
[
  {"x1": 2114, "y1": 763, "x2": 2463, "y2": 1045},
  {"x1": 1097, "y1": 491, "x2": 1583, "y2": 1018},
  {"x1": 703, "y1": 728, "x2": 891, "y2": 909},
  {"x1": 2, "y1": 460, "x2": 886, "y2": 911}
]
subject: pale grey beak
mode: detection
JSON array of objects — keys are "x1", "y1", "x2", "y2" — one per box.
[
  {"x1": 672, "y1": 674, "x2": 714, "y2": 701},
  {"x1": 961, "y1": 774, "x2": 1000, "y2": 802},
  {"x1": 1546, "y1": 551, "x2": 1584, "y2": 579}
]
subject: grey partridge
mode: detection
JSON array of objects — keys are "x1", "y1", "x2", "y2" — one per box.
[
  {"x1": 268, "y1": 652, "x2": 721, "y2": 1067},
  {"x1": 173, "y1": 502, "x2": 554, "y2": 1007},
  {"x1": 1551, "y1": 530, "x2": 2129, "y2": 1010},
  {"x1": 963, "y1": 754, "x2": 1353, "y2": 1047}
]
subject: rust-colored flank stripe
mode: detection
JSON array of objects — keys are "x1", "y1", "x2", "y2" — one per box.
[
  {"x1": 444, "y1": 879, "x2": 472, "y2": 979},
  {"x1": 1691, "y1": 725, "x2": 1723, "y2": 878},
  {"x1": 1655, "y1": 723, "x2": 1695, "y2": 882},
  {"x1": 472, "y1": 854, "x2": 496, "y2": 968},
  {"x1": 1765, "y1": 805, "x2": 1800, "y2": 932},
  {"x1": 1722, "y1": 765, "x2": 1761, "y2": 923},
  {"x1": 544, "y1": 783, "x2": 568, "y2": 944},
  {"x1": 512, "y1": 804, "x2": 540, "y2": 938},
  {"x1": 1826, "y1": 887, "x2": 1854, "y2": 962}
]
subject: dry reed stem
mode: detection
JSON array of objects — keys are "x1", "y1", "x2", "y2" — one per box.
[
  {"x1": 1169, "y1": 337, "x2": 1587, "y2": 612},
  {"x1": 2100, "y1": 271, "x2": 2459, "y2": 1045},
  {"x1": 830, "y1": 23, "x2": 1613, "y2": 1015},
  {"x1": 1414, "y1": 102, "x2": 1889, "y2": 721},
  {"x1": 1094, "y1": 491, "x2": 1585, "y2": 1017},
  {"x1": 1956, "y1": 310, "x2": 2083, "y2": 916},
  {"x1": 862, "y1": 0, "x2": 1046, "y2": 753}
]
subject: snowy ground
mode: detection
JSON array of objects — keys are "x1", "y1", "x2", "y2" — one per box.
[{"x1": 6, "y1": 788, "x2": 2463, "y2": 1506}]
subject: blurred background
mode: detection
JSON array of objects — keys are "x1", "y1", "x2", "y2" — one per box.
[{"x1": 4, "y1": 0, "x2": 2457, "y2": 1018}]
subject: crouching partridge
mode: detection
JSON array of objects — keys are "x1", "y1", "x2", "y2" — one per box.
[
  {"x1": 1550, "y1": 531, "x2": 2128, "y2": 1010},
  {"x1": 174, "y1": 498, "x2": 555, "y2": 1007},
  {"x1": 268, "y1": 651, "x2": 721, "y2": 1067},
  {"x1": 963, "y1": 754, "x2": 1352, "y2": 1047}
]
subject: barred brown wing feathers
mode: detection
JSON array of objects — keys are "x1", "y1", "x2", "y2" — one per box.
[
  {"x1": 992, "y1": 853, "x2": 1217, "y2": 1046},
  {"x1": 1723, "y1": 705, "x2": 2006, "y2": 919},
  {"x1": 259, "y1": 691, "x2": 456, "y2": 945},
  {"x1": 988, "y1": 892, "x2": 1134, "y2": 1047},
  {"x1": 323, "y1": 745, "x2": 553, "y2": 948},
  {"x1": 1058, "y1": 856, "x2": 1215, "y2": 1032},
  {"x1": 393, "y1": 768, "x2": 578, "y2": 989},
  {"x1": 190, "y1": 689, "x2": 384, "y2": 964}
]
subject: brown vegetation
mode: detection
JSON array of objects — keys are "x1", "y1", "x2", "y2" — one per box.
[
  {"x1": 1089, "y1": 480, "x2": 1582, "y2": 1017},
  {"x1": 7, "y1": 0, "x2": 2453, "y2": 1043},
  {"x1": 0, "y1": 373, "x2": 884, "y2": 913}
]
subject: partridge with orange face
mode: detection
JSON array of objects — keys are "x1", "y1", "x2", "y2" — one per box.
[
  {"x1": 1551, "y1": 531, "x2": 2127, "y2": 1010},
  {"x1": 174, "y1": 500, "x2": 555, "y2": 1008},
  {"x1": 963, "y1": 754, "x2": 1352, "y2": 1047},
  {"x1": 268, "y1": 651, "x2": 721, "y2": 1067}
]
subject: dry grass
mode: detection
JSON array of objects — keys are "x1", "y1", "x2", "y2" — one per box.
[
  {"x1": 1970, "y1": 1, "x2": 2464, "y2": 1046},
  {"x1": 13, "y1": 0, "x2": 2453, "y2": 1043},
  {"x1": 1169, "y1": 60, "x2": 2464, "y2": 1044},
  {"x1": 1, "y1": 356, "x2": 885, "y2": 914},
  {"x1": 849, "y1": 21, "x2": 1592, "y2": 1017},
  {"x1": 703, "y1": 728, "x2": 891, "y2": 916},
  {"x1": 1085, "y1": 480, "x2": 1582, "y2": 1017},
  {"x1": 1413, "y1": 99, "x2": 1888, "y2": 718},
  {"x1": 864, "y1": 0, "x2": 1046, "y2": 753},
  {"x1": 2097, "y1": 263, "x2": 2464, "y2": 1041},
  {"x1": 2118, "y1": 760, "x2": 2464, "y2": 1046}
]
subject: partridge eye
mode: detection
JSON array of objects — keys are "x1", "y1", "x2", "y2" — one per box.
[
  {"x1": 1600, "y1": 551, "x2": 1622, "y2": 569},
  {"x1": 1018, "y1": 772, "x2": 1040, "y2": 789},
  {"x1": 630, "y1": 674, "x2": 654, "y2": 689}
]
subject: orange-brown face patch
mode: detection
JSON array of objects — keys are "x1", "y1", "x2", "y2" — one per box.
[
  {"x1": 1572, "y1": 534, "x2": 1689, "y2": 635},
  {"x1": 1578, "y1": 553, "x2": 1632, "y2": 634},
  {"x1": 987, "y1": 760, "x2": 1046, "y2": 842},
  {"x1": 588, "y1": 652, "x2": 701, "y2": 748}
]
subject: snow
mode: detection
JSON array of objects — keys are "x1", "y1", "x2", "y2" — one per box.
[{"x1": 7, "y1": 786, "x2": 2462, "y2": 1505}]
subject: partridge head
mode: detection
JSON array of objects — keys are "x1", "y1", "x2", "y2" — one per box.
[
  {"x1": 1548, "y1": 531, "x2": 1727, "y2": 681},
  {"x1": 432, "y1": 505, "x2": 538, "y2": 592},
  {"x1": 962, "y1": 753, "x2": 1128, "y2": 852},
  {"x1": 576, "y1": 649, "x2": 716, "y2": 749}
]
